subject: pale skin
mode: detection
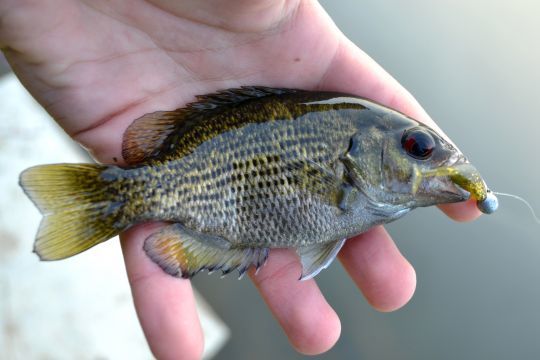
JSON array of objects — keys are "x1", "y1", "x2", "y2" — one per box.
[{"x1": 0, "y1": 0, "x2": 481, "y2": 358}]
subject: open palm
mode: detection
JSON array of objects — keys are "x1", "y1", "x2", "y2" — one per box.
[{"x1": 1, "y1": 0, "x2": 480, "y2": 358}]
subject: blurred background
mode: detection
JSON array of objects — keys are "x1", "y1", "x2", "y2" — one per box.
[{"x1": 1, "y1": 0, "x2": 539, "y2": 359}]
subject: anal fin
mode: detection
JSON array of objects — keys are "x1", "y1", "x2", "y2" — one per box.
[
  {"x1": 297, "y1": 239, "x2": 346, "y2": 280},
  {"x1": 143, "y1": 224, "x2": 269, "y2": 279}
]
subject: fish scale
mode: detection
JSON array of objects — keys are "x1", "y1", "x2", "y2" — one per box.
[{"x1": 122, "y1": 115, "x2": 354, "y2": 247}]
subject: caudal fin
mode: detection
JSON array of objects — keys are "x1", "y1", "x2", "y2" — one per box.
[{"x1": 19, "y1": 164, "x2": 124, "y2": 260}]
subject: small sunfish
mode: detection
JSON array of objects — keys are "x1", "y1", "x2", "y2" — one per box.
[{"x1": 19, "y1": 87, "x2": 495, "y2": 280}]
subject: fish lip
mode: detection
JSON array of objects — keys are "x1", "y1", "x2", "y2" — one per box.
[
  {"x1": 444, "y1": 155, "x2": 489, "y2": 202},
  {"x1": 445, "y1": 157, "x2": 472, "y2": 200},
  {"x1": 445, "y1": 184, "x2": 471, "y2": 202},
  {"x1": 443, "y1": 155, "x2": 474, "y2": 201},
  {"x1": 417, "y1": 154, "x2": 472, "y2": 204},
  {"x1": 430, "y1": 177, "x2": 471, "y2": 203}
]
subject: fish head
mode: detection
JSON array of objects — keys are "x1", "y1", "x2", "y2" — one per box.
[{"x1": 345, "y1": 112, "x2": 489, "y2": 209}]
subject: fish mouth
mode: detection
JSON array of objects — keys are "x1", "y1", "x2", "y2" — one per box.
[
  {"x1": 417, "y1": 159, "x2": 488, "y2": 205},
  {"x1": 418, "y1": 157, "x2": 499, "y2": 214},
  {"x1": 440, "y1": 162, "x2": 488, "y2": 202},
  {"x1": 417, "y1": 173, "x2": 471, "y2": 204}
]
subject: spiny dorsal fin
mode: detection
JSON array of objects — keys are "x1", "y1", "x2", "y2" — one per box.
[
  {"x1": 122, "y1": 86, "x2": 299, "y2": 165},
  {"x1": 143, "y1": 223, "x2": 269, "y2": 279},
  {"x1": 191, "y1": 86, "x2": 297, "y2": 110}
]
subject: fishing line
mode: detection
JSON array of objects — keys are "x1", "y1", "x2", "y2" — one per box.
[{"x1": 492, "y1": 191, "x2": 540, "y2": 224}]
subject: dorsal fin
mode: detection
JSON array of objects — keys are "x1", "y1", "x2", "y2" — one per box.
[
  {"x1": 122, "y1": 86, "x2": 299, "y2": 165},
  {"x1": 192, "y1": 86, "x2": 297, "y2": 110}
]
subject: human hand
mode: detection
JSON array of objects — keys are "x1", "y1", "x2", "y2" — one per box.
[{"x1": 1, "y1": 0, "x2": 481, "y2": 358}]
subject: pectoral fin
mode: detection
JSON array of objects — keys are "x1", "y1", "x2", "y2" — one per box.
[
  {"x1": 143, "y1": 224, "x2": 269, "y2": 279},
  {"x1": 297, "y1": 239, "x2": 346, "y2": 280},
  {"x1": 289, "y1": 158, "x2": 355, "y2": 210}
]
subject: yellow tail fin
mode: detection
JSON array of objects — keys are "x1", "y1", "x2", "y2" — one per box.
[{"x1": 19, "y1": 164, "x2": 124, "y2": 260}]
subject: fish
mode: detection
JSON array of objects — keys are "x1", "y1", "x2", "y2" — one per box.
[{"x1": 18, "y1": 86, "x2": 497, "y2": 280}]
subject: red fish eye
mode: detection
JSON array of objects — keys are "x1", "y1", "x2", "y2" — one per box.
[{"x1": 401, "y1": 129, "x2": 435, "y2": 160}]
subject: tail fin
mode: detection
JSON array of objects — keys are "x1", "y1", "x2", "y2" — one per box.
[{"x1": 19, "y1": 164, "x2": 124, "y2": 260}]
